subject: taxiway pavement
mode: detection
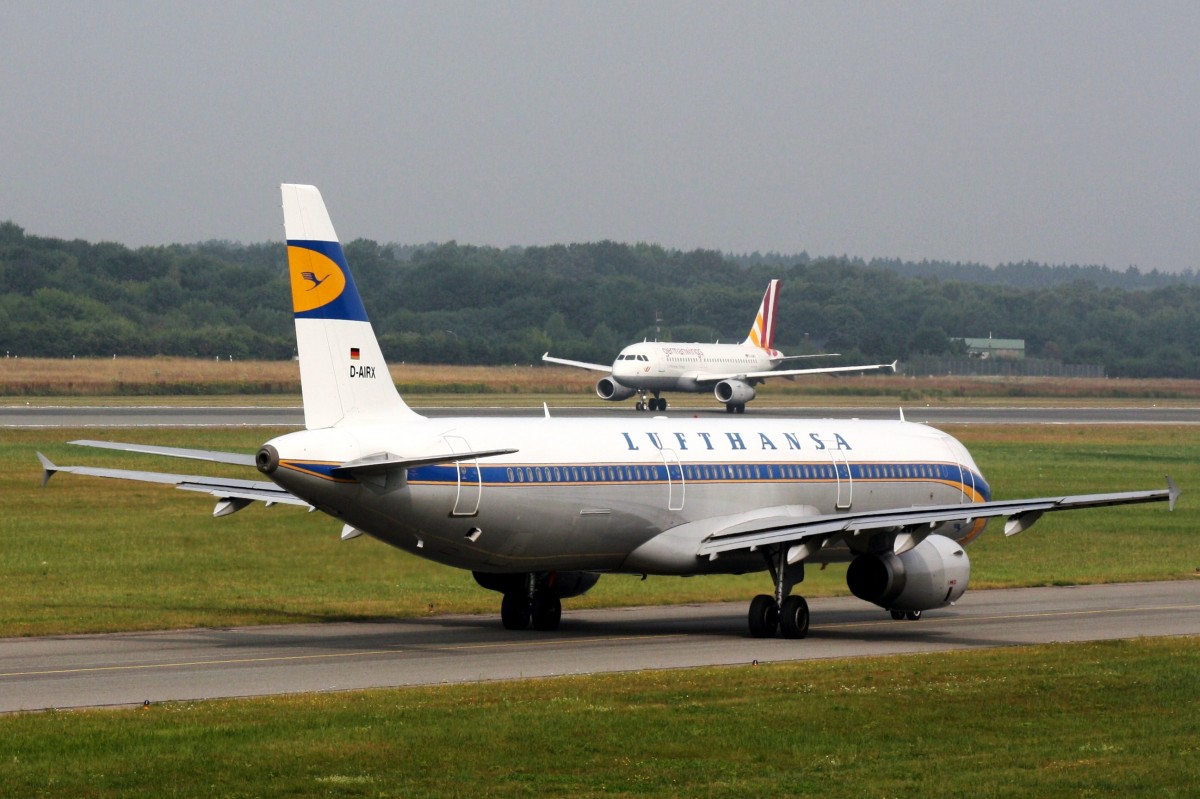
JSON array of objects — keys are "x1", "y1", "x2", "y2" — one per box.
[
  {"x1": 3, "y1": 581, "x2": 1197, "y2": 713},
  {"x1": 4, "y1": 404, "x2": 1200, "y2": 427}
]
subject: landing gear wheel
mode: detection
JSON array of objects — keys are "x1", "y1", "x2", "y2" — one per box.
[
  {"x1": 500, "y1": 592, "x2": 531, "y2": 630},
  {"x1": 890, "y1": 609, "x2": 923, "y2": 621},
  {"x1": 779, "y1": 595, "x2": 810, "y2": 639},
  {"x1": 635, "y1": 401, "x2": 645, "y2": 411},
  {"x1": 734, "y1": 404, "x2": 746, "y2": 414},
  {"x1": 725, "y1": 404, "x2": 735, "y2": 413},
  {"x1": 748, "y1": 594, "x2": 779, "y2": 638},
  {"x1": 530, "y1": 592, "x2": 562, "y2": 631},
  {"x1": 658, "y1": 398, "x2": 668, "y2": 411}
]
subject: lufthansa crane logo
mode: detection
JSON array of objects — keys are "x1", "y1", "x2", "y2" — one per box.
[
  {"x1": 287, "y1": 245, "x2": 347, "y2": 313},
  {"x1": 301, "y1": 271, "x2": 329, "y2": 290}
]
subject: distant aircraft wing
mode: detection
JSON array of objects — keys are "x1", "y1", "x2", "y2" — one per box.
[
  {"x1": 769, "y1": 353, "x2": 840, "y2": 363},
  {"x1": 695, "y1": 478, "x2": 1179, "y2": 562},
  {"x1": 542, "y1": 353, "x2": 612, "y2": 372},
  {"x1": 693, "y1": 360, "x2": 898, "y2": 383},
  {"x1": 37, "y1": 453, "x2": 308, "y2": 514}
]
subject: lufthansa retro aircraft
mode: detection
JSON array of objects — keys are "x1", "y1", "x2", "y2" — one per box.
[
  {"x1": 542, "y1": 279, "x2": 895, "y2": 412},
  {"x1": 38, "y1": 185, "x2": 1179, "y2": 639}
]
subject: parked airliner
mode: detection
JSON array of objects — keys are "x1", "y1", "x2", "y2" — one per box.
[
  {"x1": 38, "y1": 185, "x2": 1178, "y2": 639},
  {"x1": 543, "y1": 279, "x2": 895, "y2": 412}
]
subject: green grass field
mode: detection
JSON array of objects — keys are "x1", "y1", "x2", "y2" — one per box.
[
  {"x1": 2, "y1": 424, "x2": 1196, "y2": 637},
  {"x1": 3, "y1": 423, "x2": 1197, "y2": 797},
  {"x1": 1, "y1": 637, "x2": 1196, "y2": 797}
]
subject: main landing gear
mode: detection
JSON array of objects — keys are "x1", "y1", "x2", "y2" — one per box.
[
  {"x1": 477, "y1": 571, "x2": 600, "y2": 632},
  {"x1": 501, "y1": 577, "x2": 563, "y2": 631},
  {"x1": 748, "y1": 549, "x2": 809, "y2": 639},
  {"x1": 501, "y1": 591, "x2": 561, "y2": 631},
  {"x1": 634, "y1": 392, "x2": 668, "y2": 412},
  {"x1": 890, "y1": 609, "x2": 923, "y2": 621},
  {"x1": 724, "y1": 403, "x2": 746, "y2": 414}
]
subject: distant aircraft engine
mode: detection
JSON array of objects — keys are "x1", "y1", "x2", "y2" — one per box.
[
  {"x1": 714, "y1": 379, "x2": 756, "y2": 406},
  {"x1": 844, "y1": 535, "x2": 970, "y2": 612},
  {"x1": 596, "y1": 377, "x2": 637, "y2": 402},
  {"x1": 473, "y1": 570, "x2": 601, "y2": 599}
]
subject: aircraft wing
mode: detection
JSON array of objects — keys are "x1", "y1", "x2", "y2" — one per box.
[
  {"x1": 696, "y1": 478, "x2": 1179, "y2": 562},
  {"x1": 770, "y1": 353, "x2": 840, "y2": 363},
  {"x1": 692, "y1": 360, "x2": 898, "y2": 383},
  {"x1": 37, "y1": 453, "x2": 308, "y2": 514},
  {"x1": 541, "y1": 353, "x2": 612, "y2": 372}
]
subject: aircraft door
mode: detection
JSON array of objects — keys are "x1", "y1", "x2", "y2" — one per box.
[
  {"x1": 828, "y1": 448, "x2": 853, "y2": 510},
  {"x1": 941, "y1": 440, "x2": 975, "y2": 503},
  {"x1": 660, "y1": 448, "x2": 685, "y2": 511},
  {"x1": 443, "y1": 435, "x2": 481, "y2": 516}
]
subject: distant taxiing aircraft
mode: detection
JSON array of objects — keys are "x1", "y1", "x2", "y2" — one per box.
[
  {"x1": 543, "y1": 280, "x2": 895, "y2": 412},
  {"x1": 38, "y1": 184, "x2": 1179, "y2": 639}
]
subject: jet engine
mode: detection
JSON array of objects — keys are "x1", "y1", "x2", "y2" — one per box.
[
  {"x1": 473, "y1": 570, "x2": 601, "y2": 599},
  {"x1": 596, "y1": 377, "x2": 637, "y2": 402},
  {"x1": 844, "y1": 534, "x2": 969, "y2": 612},
  {"x1": 714, "y1": 379, "x2": 756, "y2": 406}
]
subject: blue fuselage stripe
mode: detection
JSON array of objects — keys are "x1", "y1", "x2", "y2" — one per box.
[{"x1": 406, "y1": 461, "x2": 992, "y2": 501}]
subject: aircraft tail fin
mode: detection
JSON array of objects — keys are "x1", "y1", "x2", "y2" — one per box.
[
  {"x1": 281, "y1": 184, "x2": 421, "y2": 429},
  {"x1": 744, "y1": 279, "x2": 781, "y2": 350}
]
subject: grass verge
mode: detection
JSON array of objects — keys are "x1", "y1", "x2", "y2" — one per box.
[{"x1": 1, "y1": 637, "x2": 1197, "y2": 797}]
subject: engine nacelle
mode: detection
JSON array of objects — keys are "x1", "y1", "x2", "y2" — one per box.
[
  {"x1": 473, "y1": 570, "x2": 601, "y2": 599},
  {"x1": 714, "y1": 379, "x2": 756, "y2": 406},
  {"x1": 596, "y1": 377, "x2": 637, "y2": 402},
  {"x1": 844, "y1": 534, "x2": 970, "y2": 612}
]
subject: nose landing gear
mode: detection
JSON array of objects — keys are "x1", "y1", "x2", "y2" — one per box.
[{"x1": 635, "y1": 392, "x2": 668, "y2": 412}]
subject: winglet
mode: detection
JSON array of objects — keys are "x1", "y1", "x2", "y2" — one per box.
[
  {"x1": 1167, "y1": 475, "x2": 1181, "y2": 511},
  {"x1": 36, "y1": 452, "x2": 57, "y2": 487}
]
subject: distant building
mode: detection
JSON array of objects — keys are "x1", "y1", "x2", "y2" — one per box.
[{"x1": 956, "y1": 336, "x2": 1025, "y2": 360}]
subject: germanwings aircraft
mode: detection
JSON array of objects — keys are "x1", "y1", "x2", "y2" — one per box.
[
  {"x1": 38, "y1": 185, "x2": 1179, "y2": 639},
  {"x1": 542, "y1": 279, "x2": 895, "y2": 412}
]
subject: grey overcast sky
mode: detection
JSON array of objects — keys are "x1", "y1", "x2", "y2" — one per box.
[{"x1": 3, "y1": 2, "x2": 1198, "y2": 271}]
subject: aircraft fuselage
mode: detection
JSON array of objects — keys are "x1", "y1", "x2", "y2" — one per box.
[
  {"x1": 611, "y1": 342, "x2": 780, "y2": 391},
  {"x1": 262, "y1": 416, "x2": 990, "y2": 576}
]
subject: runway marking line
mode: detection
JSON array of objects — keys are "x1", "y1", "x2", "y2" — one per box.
[{"x1": 0, "y1": 634, "x2": 683, "y2": 680}]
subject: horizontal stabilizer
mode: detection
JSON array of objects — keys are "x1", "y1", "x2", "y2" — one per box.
[
  {"x1": 69, "y1": 439, "x2": 256, "y2": 467},
  {"x1": 36, "y1": 454, "x2": 308, "y2": 508},
  {"x1": 335, "y1": 447, "x2": 519, "y2": 476}
]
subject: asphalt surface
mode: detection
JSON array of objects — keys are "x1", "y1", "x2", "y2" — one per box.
[
  {"x1": 4, "y1": 404, "x2": 1200, "y2": 427},
  {"x1": 2, "y1": 581, "x2": 1198, "y2": 713}
]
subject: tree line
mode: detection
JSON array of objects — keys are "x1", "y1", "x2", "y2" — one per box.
[{"x1": 1, "y1": 220, "x2": 1197, "y2": 378}]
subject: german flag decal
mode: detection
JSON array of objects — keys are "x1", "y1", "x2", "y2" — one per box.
[{"x1": 350, "y1": 347, "x2": 360, "y2": 360}]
